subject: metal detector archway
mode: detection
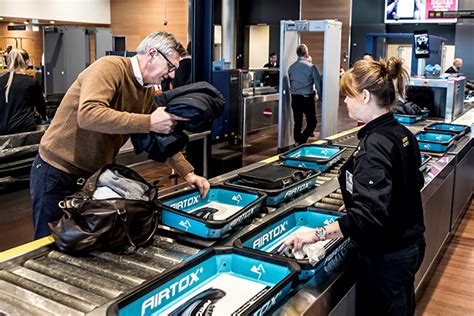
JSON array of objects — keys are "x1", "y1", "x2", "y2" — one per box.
[{"x1": 278, "y1": 20, "x2": 342, "y2": 151}]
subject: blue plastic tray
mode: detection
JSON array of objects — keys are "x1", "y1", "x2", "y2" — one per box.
[
  {"x1": 420, "y1": 154, "x2": 432, "y2": 172},
  {"x1": 279, "y1": 144, "x2": 345, "y2": 172},
  {"x1": 424, "y1": 122, "x2": 470, "y2": 139},
  {"x1": 225, "y1": 164, "x2": 320, "y2": 206},
  {"x1": 158, "y1": 185, "x2": 266, "y2": 239},
  {"x1": 110, "y1": 247, "x2": 299, "y2": 316},
  {"x1": 394, "y1": 114, "x2": 422, "y2": 124},
  {"x1": 415, "y1": 131, "x2": 456, "y2": 153},
  {"x1": 234, "y1": 206, "x2": 348, "y2": 279}
]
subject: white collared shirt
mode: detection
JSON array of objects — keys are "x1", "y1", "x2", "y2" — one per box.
[{"x1": 130, "y1": 55, "x2": 145, "y2": 86}]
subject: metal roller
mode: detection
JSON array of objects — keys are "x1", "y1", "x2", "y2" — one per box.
[
  {"x1": 328, "y1": 170, "x2": 339, "y2": 175},
  {"x1": 41, "y1": 258, "x2": 129, "y2": 292},
  {"x1": 91, "y1": 251, "x2": 166, "y2": 274},
  {"x1": 24, "y1": 259, "x2": 123, "y2": 299},
  {"x1": 0, "y1": 270, "x2": 96, "y2": 313},
  {"x1": 0, "y1": 280, "x2": 82, "y2": 316},
  {"x1": 153, "y1": 237, "x2": 200, "y2": 256},
  {"x1": 12, "y1": 266, "x2": 107, "y2": 307},
  {"x1": 136, "y1": 246, "x2": 184, "y2": 267},
  {"x1": 329, "y1": 193, "x2": 344, "y2": 200},
  {"x1": 321, "y1": 197, "x2": 344, "y2": 206},
  {"x1": 318, "y1": 176, "x2": 334, "y2": 181},
  {"x1": 48, "y1": 251, "x2": 145, "y2": 286},
  {"x1": 0, "y1": 290, "x2": 52, "y2": 316},
  {"x1": 314, "y1": 202, "x2": 340, "y2": 211},
  {"x1": 336, "y1": 189, "x2": 342, "y2": 194},
  {"x1": 315, "y1": 179, "x2": 326, "y2": 185}
]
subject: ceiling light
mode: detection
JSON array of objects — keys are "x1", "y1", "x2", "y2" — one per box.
[
  {"x1": 24, "y1": 20, "x2": 29, "y2": 24},
  {"x1": 50, "y1": 20, "x2": 55, "y2": 24},
  {"x1": 0, "y1": 17, "x2": 4, "y2": 21}
]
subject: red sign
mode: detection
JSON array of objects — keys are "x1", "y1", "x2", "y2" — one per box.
[{"x1": 263, "y1": 108, "x2": 272, "y2": 118}]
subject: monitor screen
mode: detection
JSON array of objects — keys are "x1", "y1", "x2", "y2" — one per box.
[
  {"x1": 414, "y1": 30, "x2": 430, "y2": 58},
  {"x1": 385, "y1": 0, "x2": 458, "y2": 24}
]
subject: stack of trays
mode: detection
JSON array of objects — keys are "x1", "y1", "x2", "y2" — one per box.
[
  {"x1": 234, "y1": 206, "x2": 349, "y2": 279},
  {"x1": 225, "y1": 164, "x2": 320, "y2": 206},
  {"x1": 424, "y1": 122, "x2": 470, "y2": 139},
  {"x1": 394, "y1": 114, "x2": 423, "y2": 124},
  {"x1": 109, "y1": 247, "x2": 299, "y2": 316},
  {"x1": 415, "y1": 131, "x2": 456, "y2": 153},
  {"x1": 279, "y1": 144, "x2": 346, "y2": 172},
  {"x1": 157, "y1": 185, "x2": 266, "y2": 239}
]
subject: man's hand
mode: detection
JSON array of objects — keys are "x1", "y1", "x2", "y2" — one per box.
[
  {"x1": 338, "y1": 204, "x2": 346, "y2": 212},
  {"x1": 150, "y1": 107, "x2": 188, "y2": 134},
  {"x1": 184, "y1": 172, "x2": 210, "y2": 198},
  {"x1": 278, "y1": 230, "x2": 318, "y2": 252}
]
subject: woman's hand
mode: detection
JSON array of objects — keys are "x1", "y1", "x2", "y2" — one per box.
[
  {"x1": 184, "y1": 172, "x2": 210, "y2": 198},
  {"x1": 278, "y1": 230, "x2": 318, "y2": 252}
]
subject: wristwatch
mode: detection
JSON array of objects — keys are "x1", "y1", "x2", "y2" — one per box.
[{"x1": 314, "y1": 226, "x2": 327, "y2": 241}]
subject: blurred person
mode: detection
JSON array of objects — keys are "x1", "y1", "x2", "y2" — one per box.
[
  {"x1": 288, "y1": 44, "x2": 322, "y2": 145},
  {"x1": 445, "y1": 58, "x2": 463, "y2": 74},
  {"x1": 263, "y1": 52, "x2": 279, "y2": 68},
  {"x1": 0, "y1": 48, "x2": 47, "y2": 135}
]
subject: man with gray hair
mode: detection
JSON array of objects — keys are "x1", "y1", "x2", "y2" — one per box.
[
  {"x1": 30, "y1": 31, "x2": 210, "y2": 239},
  {"x1": 445, "y1": 58, "x2": 463, "y2": 74}
]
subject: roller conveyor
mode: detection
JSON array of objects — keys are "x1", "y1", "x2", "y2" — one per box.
[{"x1": 0, "y1": 237, "x2": 202, "y2": 315}]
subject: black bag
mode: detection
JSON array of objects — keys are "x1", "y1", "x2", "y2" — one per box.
[
  {"x1": 237, "y1": 164, "x2": 314, "y2": 190},
  {"x1": 49, "y1": 164, "x2": 160, "y2": 253}
]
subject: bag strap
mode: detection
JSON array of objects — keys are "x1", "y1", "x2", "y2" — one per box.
[{"x1": 116, "y1": 208, "x2": 160, "y2": 250}]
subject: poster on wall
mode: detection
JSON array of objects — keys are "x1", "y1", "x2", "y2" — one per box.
[{"x1": 385, "y1": 0, "x2": 458, "y2": 23}]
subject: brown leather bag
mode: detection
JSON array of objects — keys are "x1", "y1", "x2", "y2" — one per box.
[{"x1": 49, "y1": 164, "x2": 160, "y2": 254}]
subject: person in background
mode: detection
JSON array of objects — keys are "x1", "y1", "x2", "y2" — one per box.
[
  {"x1": 172, "y1": 42, "x2": 192, "y2": 88},
  {"x1": 0, "y1": 48, "x2": 47, "y2": 135},
  {"x1": 263, "y1": 52, "x2": 279, "y2": 68},
  {"x1": 288, "y1": 44, "x2": 322, "y2": 145},
  {"x1": 3, "y1": 44, "x2": 13, "y2": 67},
  {"x1": 281, "y1": 56, "x2": 425, "y2": 315},
  {"x1": 362, "y1": 53, "x2": 374, "y2": 61},
  {"x1": 30, "y1": 31, "x2": 210, "y2": 239},
  {"x1": 445, "y1": 58, "x2": 463, "y2": 74}
]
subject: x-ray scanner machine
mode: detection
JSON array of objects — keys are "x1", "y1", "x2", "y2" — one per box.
[{"x1": 278, "y1": 20, "x2": 342, "y2": 151}]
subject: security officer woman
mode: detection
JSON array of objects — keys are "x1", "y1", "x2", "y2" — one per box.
[{"x1": 281, "y1": 56, "x2": 425, "y2": 315}]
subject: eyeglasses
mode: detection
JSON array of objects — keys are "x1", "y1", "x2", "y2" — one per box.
[{"x1": 154, "y1": 48, "x2": 178, "y2": 73}]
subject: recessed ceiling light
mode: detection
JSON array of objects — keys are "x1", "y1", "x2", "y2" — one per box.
[
  {"x1": 24, "y1": 21, "x2": 29, "y2": 24},
  {"x1": 0, "y1": 17, "x2": 3, "y2": 21},
  {"x1": 50, "y1": 20, "x2": 55, "y2": 24}
]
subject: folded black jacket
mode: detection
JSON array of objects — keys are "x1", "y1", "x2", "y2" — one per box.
[
  {"x1": 131, "y1": 82, "x2": 225, "y2": 162},
  {"x1": 395, "y1": 101, "x2": 422, "y2": 115}
]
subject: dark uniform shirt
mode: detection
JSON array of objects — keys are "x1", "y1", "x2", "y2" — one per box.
[
  {"x1": 337, "y1": 112, "x2": 425, "y2": 254},
  {"x1": 0, "y1": 73, "x2": 46, "y2": 135}
]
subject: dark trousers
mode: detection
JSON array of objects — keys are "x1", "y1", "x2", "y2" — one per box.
[
  {"x1": 356, "y1": 238, "x2": 425, "y2": 316},
  {"x1": 291, "y1": 93, "x2": 317, "y2": 144},
  {"x1": 30, "y1": 154, "x2": 84, "y2": 239}
]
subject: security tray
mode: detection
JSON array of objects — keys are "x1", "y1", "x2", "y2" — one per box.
[
  {"x1": 108, "y1": 247, "x2": 299, "y2": 316},
  {"x1": 234, "y1": 206, "x2": 348, "y2": 279},
  {"x1": 158, "y1": 185, "x2": 266, "y2": 239},
  {"x1": 279, "y1": 144, "x2": 346, "y2": 172},
  {"x1": 415, "y1": 131, "x2": 456, "y2": 153},
  {"x1": 394, "y1": 114, "x2": 423, "y2": 124},
  {"x1": 424, "y1": 122, "x2": 470, "y2": 139},
  {"x1": 225, "y1": 164, "x2": 320, "y2": 206}
]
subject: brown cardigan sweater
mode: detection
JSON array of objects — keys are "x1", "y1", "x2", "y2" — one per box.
[{"x1": 39, "y1": 56, "x2": 194, "y2": 177}]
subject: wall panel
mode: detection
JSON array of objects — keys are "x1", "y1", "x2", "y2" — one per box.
[
  {"x1": 300, "y1": 0, "x2": 351, "y2": 71},
  {"x1": 111, "y1": 0, "x2": 188, "y2": 51}
]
